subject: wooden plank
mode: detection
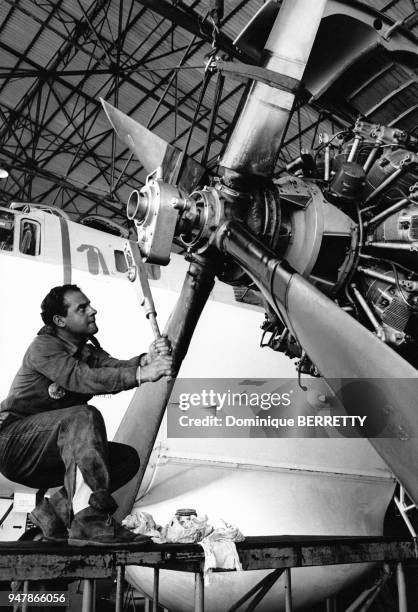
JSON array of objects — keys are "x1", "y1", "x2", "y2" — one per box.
[
  {"x1": 0, "y1": 550, "x2": 161, "y2": 581},
  {"x1": 0, "y1": 552, "x2": 113, "y2": 581},
  {"x1": 0, "y1": 536, "x2": 414, "y2": 582},
  {"x1": 238, "y1": 541, "x2": 416, "y2": 571}
]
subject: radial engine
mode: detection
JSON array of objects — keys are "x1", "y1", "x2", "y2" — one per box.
[{"x1": 127, "y1": 119, "x2": 418, "y2": 372}]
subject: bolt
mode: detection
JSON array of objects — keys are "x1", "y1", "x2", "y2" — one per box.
[{"x1": 397, "y1": 426, "x2": 409, "y2": 441}]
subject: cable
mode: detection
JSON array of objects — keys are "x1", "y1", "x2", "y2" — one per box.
[{"x1": 360, "y1": 252, "x2": 416, "y2": 277}]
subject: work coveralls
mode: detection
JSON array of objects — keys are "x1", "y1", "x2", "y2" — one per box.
[{"x1": 0, "y1": 325, "x2": 141, "y2": 523}]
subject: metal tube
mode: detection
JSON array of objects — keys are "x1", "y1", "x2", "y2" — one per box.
[
  {"x1": 345, "y1": 585, "x2": 378, "y2": 611},
  {"x1": 366, "y1": 241, "x2": 418, "y2": 251},
  {"x1": 324, "y1": 145, "x2": 331, "y2": 181},
  {"x1": 363, "y1": 145, "x2": 380, "y2": 173},
  {"x1": 228, "y1": 568, "x2": 284, "y2": 612},
  {"x1": 21, "y1": 580, "x2": 29, "y2": 612},
  {"x1": 0, "y1": 502, "x2": 13, "y2": 528},
  {"x1": 358, "y1": 586, "x2": 385, "y2": 611},
  {"x1": 82, "y1": 579, "x2": 95, "y2": 612},
  {"x1": 148, "y1": 313, "x2": 161, "y2": 340},
  {"x1": 394, "y1": 494, "x2": 417, "y2": 538},
  {"x1": 144, "y1": 599, "x2": 151, "y2": 612},
  {"x1": 345, "y1": 565, "x2": 392, "y2": 612},
  {"x1": 326, "y1": 596, "x2": 337, "y2": 612},
  {"x1": 363, "y1": 197, "x2": 409, "y2": 228},
  {"x1": 284, "y1": 568, "x2": 293, "y2": 612},
  {"x1": 152, "y1": 568, "x2": 159, "y2": 612},
  {"x1": 347, "y1": 136, "x2": 361, "y2": 162},
  {"x1": 115, "y1": 565, "x2": 125, "y2": 612},
  {"x1": 351, "y1": 284, "x2": 383, "y2": 335},
  {"x1": 246, "y1": 569, "x2": 285, "y2": 611},
  {"x1": 397, "y1": 563, "x2": 408, "y2": 612},
  {"x1": 194, "y1": 572, "x2": 204, "y2": 612},
  {"x1": 364, "y1": 167, "x2": 403, "y2": 204},
  {"x1": 357, "y1": 266, "x2": 396, "y2": 285},
  {"x1": 127, "y1": 241, "x2": 161, "y2": 340}
]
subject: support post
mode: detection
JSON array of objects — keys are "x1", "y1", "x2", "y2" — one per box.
[
  {"x1": 284, "y1": 568, "x2": 293, "y2": 612},
  {"x1": 397, "y1": 563, "x2": 408, "y2": 612},
  {"x1": 21, "y1": 580, "x2": 29, "y2": 612},
  {"x1": 152, "y1": 568, "x2": 159, "y2": 612},
  {"x1": 326, "y1": 596, "x2": 337, "y2": 612},
  {"x1": 144, "y1": 599, "x2": 151, "y2": 612},
  {"x1": 81, "y1": 579, "x2": 95, "y2": 612},
  {"x1": 115, "y1": 565, "x2": 125, "y2": 612},
  {"x1": 194, "y1": 572, "x2": 204, "y2": 612}
]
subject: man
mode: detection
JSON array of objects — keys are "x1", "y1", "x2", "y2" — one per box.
[{"x1": 0, "y1": 284, "x2": 174, "y2": 546}]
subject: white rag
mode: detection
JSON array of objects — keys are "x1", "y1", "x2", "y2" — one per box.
[{"x1": 199, "y1": 539, "x2": 243, "y2": 583}]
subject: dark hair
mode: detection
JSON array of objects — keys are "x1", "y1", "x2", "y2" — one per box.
[{"x1": 40, "y1": 284, "x2": 82, "y2": 325}]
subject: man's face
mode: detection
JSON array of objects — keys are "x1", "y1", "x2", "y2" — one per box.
[{"x1": 59, "y1": 290, "x2": 98, "y2": 339}]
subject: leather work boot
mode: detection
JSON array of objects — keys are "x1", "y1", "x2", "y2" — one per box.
[
  {"x1": 29, "y1": 498, "x2": 68, "y2": 543},
  {"x1": 68, "y1": 506, "x2": 152, "y2": 546},
  {"x1": 48, "y1": 488, "x2": 70, "y2": 527}
]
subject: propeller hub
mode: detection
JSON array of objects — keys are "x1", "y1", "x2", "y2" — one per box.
[
  {"x1": 127, "y1": 189, "x2": 148, "y2": 223},
  {"x1": 127, "y1": 178, "x2": 181, "y2": 265}
]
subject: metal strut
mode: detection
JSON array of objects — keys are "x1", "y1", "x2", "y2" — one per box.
[
  {"x1": 228, "y1": 569, "x2": 285, "y2": 611},
  {"x1": 394, "y1": 485, "x2": 418, "y2": 541}
]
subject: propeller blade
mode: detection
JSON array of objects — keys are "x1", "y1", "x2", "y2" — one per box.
[
  {"x1": 233, "y1": 0, "x2": 281, "y2": 63},
  {"x1": 100, "y1": 98, "x2": 205, "y2": 192},
  {"x1": 220, "y1": 0, "x2": 326, "y2": 176},
  {"x1": 112, "y1": 257, "x2": 215, "y2": 520},
  {"x1": 218, "y1": 221, "x2": 418, "y2": 503}
]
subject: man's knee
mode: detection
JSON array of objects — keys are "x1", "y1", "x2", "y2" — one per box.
[
  {"x1": 66, "y1": 405, "x2": 105, "y2": 428},
  {"x1": 57, "y1": 405, "x2": 107, "y2": 447}
]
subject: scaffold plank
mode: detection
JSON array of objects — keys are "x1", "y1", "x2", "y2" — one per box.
[{"x1": 0, "y1": 536, "x2": 415, "y2": 583}]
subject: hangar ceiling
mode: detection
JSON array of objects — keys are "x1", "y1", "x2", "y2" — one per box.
[{"x1": 0, "y1": 0, "x2": 416, "y2": 228}]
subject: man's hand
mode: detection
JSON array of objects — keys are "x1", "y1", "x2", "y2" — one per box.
[
  {"x1": 138, "y1": 354, "x2": 174, "y2": 384},
  {"x1": 148, "y1": 334, "x2": 172, "y2": 359}
]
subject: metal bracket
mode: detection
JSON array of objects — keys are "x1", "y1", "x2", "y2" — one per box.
[
  {"x1": 123, "y1": 243, "x2": 137, "y2": 282},
  {"x1": 210, "y1": 59, "x2": 300, "y2": 93}
]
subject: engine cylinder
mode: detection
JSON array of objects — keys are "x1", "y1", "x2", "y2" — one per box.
[{"x1": 364, "y1": 148, "x2": 418, "y2": 206}]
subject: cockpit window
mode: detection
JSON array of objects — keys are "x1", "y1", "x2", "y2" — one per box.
[
  {"x1": 0, "y1": 211, "x2": 14, "y2": 252},
  {"x1": 19, "y1": 219, "x2": 40, "y2": 256}
]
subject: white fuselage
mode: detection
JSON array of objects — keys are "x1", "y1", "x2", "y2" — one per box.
[{"x1": 0, "y1": 207, "x2": 395, "y2": 610}]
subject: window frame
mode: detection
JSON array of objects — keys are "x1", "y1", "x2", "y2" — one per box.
[{"x1": 19, "y1": 218, "x2": 41, "y2": 256}]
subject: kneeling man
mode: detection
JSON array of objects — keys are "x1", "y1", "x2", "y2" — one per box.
[{"x1": 0, "y1": 284, "x2": 173, "y2": 545}]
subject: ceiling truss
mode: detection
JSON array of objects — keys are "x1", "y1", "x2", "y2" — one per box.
[{"x1": 0, "y1": 0, "x2": 415, "y2": 226}]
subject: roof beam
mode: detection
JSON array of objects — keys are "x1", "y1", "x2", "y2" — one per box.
[
  {"x1": 0, "y1": 0, "x2": 109, "y2": 144},
  {"x1": 0, "y1": 147, "x2": 123, "y2": 215},
  {"x1": 135, "y1": 0, "x2": 255, "y2": 63}
]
